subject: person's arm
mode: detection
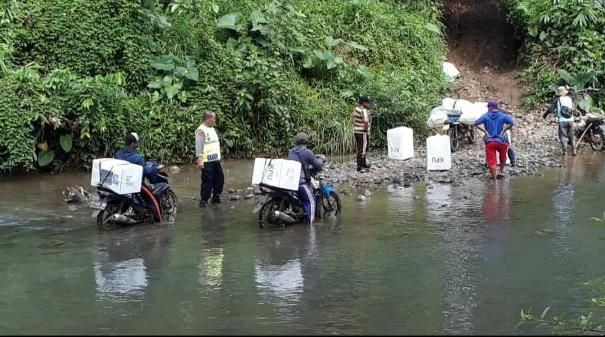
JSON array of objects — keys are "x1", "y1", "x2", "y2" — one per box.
[
  {"x1": 475, "y1": 126, "x2": 488, "y2": 139},
  {"x1": 473, "y1": 116, "x2": 485, "y2": 132},
  {"x1": 473, "y1": 116, "x2": 489, "y2": 138},
  {"x1": 195, "y1": 129, "x2": 205, "y2": 169},
  {"x1": 133, "y1": 153, "x2": 146, "y2": 167},
  {"x1": 543, "y1": 97, "x2": 557, "y2": 119},
  {"x1": 364, "y1": 109, "x2": 370, "y2": 132},
  {"x1": 501, "y1": 115, "x2": 514, "y2": 136},
  {"x1": 305, "y1": 150, "x2": 325, "y2": 169},
  {"x1": 143, "y1": 162, "x2": 159, "y2": 177}
]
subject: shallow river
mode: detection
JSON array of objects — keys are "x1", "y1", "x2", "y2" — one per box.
[{"x1": 1, "y1": 155, "x2": 605, "y2": 334}]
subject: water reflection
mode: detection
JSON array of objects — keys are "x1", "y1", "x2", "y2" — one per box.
[
  {"x1": 551, "y1": 160, "x2": 575, "y2": 261},
  {"x1": 428, "y1": 182, "x2": 484, "y2": 334},
  {"x1": 253, "y1": 227, "x2": 319, "y2": 323},
  {"x1": 93, "y1": 226, "x2": 174, "y2": 302},
  {"x1": 482, "y1": 182, "x2": 512, "y2": 265},
  {"x1": 198, "y1": 210, "x2": 226, "y2": 289},
  {"x1": 255, "y1": 259, "x2": 304, "y2": 303}
]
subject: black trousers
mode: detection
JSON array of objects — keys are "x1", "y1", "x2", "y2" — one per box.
[
  {"x1": 200, "y1": 161, "x2": 224, "y2": 202},
  {"x1": 355, "y1": 133, "x2": 368, "y2": 168}
]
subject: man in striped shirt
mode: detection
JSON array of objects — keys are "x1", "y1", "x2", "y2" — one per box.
[{"x1": 353, "y1": 95, "x2": 372, "y2": 172}]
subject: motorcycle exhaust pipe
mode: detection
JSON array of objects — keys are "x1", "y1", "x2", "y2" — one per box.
[
  {"x1": 106, "y1": 213, "x2": 137, "y2": 225},
  {"x1": 273, "y1": 210, "x2": 297, "y2": 224}
]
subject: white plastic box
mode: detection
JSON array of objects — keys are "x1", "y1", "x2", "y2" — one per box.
[
  {"x1": 251, "y1": 158, "x2": 301, "y2": 191},
  {"x1": 387, "y1": 126, "x2": 414, "y2": 160},
  {"x1": 426, "y1": 135, "x2": 452, "y2": 171},
  {"x1": 91, "y1": 158, "x2": 143, "y2": 195}
]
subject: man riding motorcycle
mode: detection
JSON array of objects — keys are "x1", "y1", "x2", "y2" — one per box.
[
  {"x1": 287, "y1": 132, "x2": 326, "y2": 225},
  {"x1": 115, "y1": 132, "x2": 164, "y2": 181}
]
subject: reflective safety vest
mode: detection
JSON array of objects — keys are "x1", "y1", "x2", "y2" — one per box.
[{"x1": 196, "y1": 124, "x2": 221, "y2": 163}]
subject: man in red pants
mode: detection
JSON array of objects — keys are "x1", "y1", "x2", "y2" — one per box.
[{"x1": 473, "y1": 99, "x2": 515, "y2": 181}]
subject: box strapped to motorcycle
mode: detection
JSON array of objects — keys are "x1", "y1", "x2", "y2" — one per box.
[
  {"x1": 251, "y1": 158, "x2": 302, "y2": 192},
  {"x1": 90, "y1": 158, "x2": 143, "y2": 195}
]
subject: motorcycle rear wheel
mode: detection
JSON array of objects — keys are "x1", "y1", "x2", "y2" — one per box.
[
  {"x1": 96, "y1": 203, "x2": 122, "y2": 231},
  {"x1": 258, "y1": 197, "x2": 289, "y2": 228}
]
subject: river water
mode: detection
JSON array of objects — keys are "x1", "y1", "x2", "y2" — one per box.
[{"x1": 1, "y1": 155, "x2": 605, "y2": 335}]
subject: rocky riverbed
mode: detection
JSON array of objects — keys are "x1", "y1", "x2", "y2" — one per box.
[{"x1": 319, "y1": 111, "x2": 586, "y2": 193}]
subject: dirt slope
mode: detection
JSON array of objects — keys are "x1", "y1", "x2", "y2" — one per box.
[{"x1": 443, "y1": 0, "x2": 523, "y2": 108}]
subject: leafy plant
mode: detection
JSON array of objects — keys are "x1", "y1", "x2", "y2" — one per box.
[
  {"x1": 302, "y1": 36, "x2": 368, "y2": 74},
  {"x1": 557, "y1": 69, "x2": 600, "y2": 113},
  {"x1": 518, "y1": 279, "x2": 605, "y2": 334},
  {"x1": 506, "y1": 0, "x2": 605, "y2": 110},
  {"x1": 147, "y1": 54, "x2": 199, "y2": 102}
]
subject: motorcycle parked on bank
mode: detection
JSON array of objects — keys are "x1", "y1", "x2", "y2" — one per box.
[
  {"x1": 89, "y1": 162, "x2": 178, "y2": 231},
  {"x1": 252, "y1": 171, "x2": 341, "y2": 228},
  {"x1": 573, "y1": 87, "x2": 604, "y2": 151},
  {"x1": 574, "y1": 113, "x2": 605, "y2": 151},
  {"x1": 443, "y1": 114, "x2": 475, "y2": 152}
]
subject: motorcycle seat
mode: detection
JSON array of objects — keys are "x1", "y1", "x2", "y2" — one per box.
[{"x1": 586, "y1": 117, "x2": 604, "y2": 124}]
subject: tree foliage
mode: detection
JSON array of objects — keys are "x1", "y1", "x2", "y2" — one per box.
[
  {"x1": 0, "y1": 0, "x2": 447, "y2": 172},
  {"x1": 505, "y1": 0, "x2": 605, "y2": 109}
]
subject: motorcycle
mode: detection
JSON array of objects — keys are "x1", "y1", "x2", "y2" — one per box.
[
  {"x1": 574, "y1": 113, "x2": 605, "y2": 151},
  {"x1": 252, "y1": 172, "x2": 341, "y2": 228},
  {"x1": 89, "y1": 163, "x2": 178, "y2": 231},
  {"x1": 443, "y1": 114, "x2": 475, "y2": 152}
]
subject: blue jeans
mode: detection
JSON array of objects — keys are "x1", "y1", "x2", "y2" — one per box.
[
  {"x1": 507, "y1": 145, "x2": 516, "y2": 165},
  {"x1": 297, "y1": 182, "x2": 315, "y2": 225}
]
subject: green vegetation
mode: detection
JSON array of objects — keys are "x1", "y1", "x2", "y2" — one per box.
[
  {"x1": 0, "y1": 0, "x2": 447, "y2": 172},
  {"x1": 518, "y1": 278, "x2": 605, "y2": 334},
  {"x1": 505, "y1": 0, "x2": 605, "y2": 110}
]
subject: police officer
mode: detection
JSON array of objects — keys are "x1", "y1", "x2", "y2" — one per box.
[{"x1": 195, "y1": 110, "x2": 224, "y2": 208}]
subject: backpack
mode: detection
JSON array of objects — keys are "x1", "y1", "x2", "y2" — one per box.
[{"x1": 557, "y1": 98, "x2": 573, "y2": 119}]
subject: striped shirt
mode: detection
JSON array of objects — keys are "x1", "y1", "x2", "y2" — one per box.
[{"x1": 353, "y1": 105, "x2": 370, "y2": 134}]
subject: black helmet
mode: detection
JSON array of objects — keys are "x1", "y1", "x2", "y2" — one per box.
[
  {"x1": 359, "y1": 95, "x2": 372, "y2": 104},
  {"x1": 124, "y1": 132, "x2": 140, "y2": 146},
  {"x1": 295, "y1": 132, "x2": 309, "y2": 145}
]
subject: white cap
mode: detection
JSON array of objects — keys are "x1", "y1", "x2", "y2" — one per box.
[{"x1": 130, "y1": 132, "x2": 139, "y2": 142}]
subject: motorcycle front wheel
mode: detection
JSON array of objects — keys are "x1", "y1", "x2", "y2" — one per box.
[
  {"x1": 467, "y1": 126, "x2": 475, "y2": 144},
  {"x1": 160, "y1": 190, "x2": 178, "y2": 222},
  {"x1": 322, "y1": 191, "x2": 342, "y2": 216},
  {"x1": 448, "y1": 126, "x2": 461, "y2": 152}
]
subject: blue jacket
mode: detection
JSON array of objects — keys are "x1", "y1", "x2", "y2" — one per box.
[
  {"x1": 115, "y1": 148, "x2": 159, "y2": 180},
  {"x1": 288, "y1": 145, "x2": 324, "y2": 183},
  {"x1": 473, "y1": 110, "x2": 514, "y2": 144}
]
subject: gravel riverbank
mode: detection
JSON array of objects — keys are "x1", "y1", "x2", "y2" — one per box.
[{"x1": 319, "y1": 111, "x2": 581, "y2": 193}]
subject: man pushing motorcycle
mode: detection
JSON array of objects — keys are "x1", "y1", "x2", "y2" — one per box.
[{"x1": 287, "y1": 132, "x2": 326, "y2": 225}]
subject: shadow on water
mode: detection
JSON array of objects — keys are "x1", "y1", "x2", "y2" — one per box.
[{"x1": 1, "y1": 154, "x2": 605, "y2": 334}]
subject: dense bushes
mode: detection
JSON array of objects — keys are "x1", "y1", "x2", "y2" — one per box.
[
  {"x1": 0, "y1": 0, "x2": 447, "y2": 172},
  {"x1": 505, "y1": 0, "x2": 605, "y2": 110}
]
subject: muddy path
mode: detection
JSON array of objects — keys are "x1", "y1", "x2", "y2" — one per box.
[{"x1": 443, "y1": 0, "x2": 523, "y2": 108}]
